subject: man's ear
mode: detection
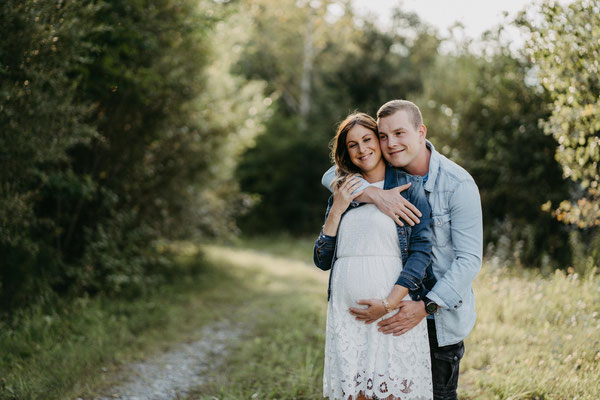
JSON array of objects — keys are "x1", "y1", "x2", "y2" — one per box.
[{"x1": 419, "y1": 124, "x2": 427, "y2": 142}]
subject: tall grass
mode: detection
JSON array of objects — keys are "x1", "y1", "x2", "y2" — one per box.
[
  {"x1": 461, "y1": 267, "x2": 600, "y2": 399},
  {"x1": 2, "y1": 239, "x2": 598, "y2": 399},
  {"x1": 196, "y1": 241, "x2": 600, "y2": 400}
]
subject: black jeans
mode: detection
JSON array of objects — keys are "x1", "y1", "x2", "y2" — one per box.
[{"x1": 428, "y1": 319, "x2": 465, "y2": 400}]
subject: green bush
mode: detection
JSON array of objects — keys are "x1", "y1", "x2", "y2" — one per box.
[{"x1": 0, "y1": 0, "x2": 240, "y2": 314}]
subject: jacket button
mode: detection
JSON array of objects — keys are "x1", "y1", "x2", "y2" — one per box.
[
  {"x1": 459, "y1": 300, "x2": 462, "y2": 304},
  {"x1": 453, "y1": 305, "x2": 458, "y2": 309}
]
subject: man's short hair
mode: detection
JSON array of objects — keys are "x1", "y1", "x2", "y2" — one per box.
[{"x1": 376, "y1": 100, "x2": 423, "y2": 130}]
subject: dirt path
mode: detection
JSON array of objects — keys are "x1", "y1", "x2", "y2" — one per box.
[
  {"x1": 94, "y1": 320, "x2": 240, "y2": 400},
  {"x1": 91, "y1": 246, "x2": 326, "y2": 400}
]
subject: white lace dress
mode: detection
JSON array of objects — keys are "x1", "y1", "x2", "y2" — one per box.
[{"x1": 323, "y1": 182, "x2": 433, "y2": 400}]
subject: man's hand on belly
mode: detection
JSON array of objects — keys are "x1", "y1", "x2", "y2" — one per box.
[{"x1": 377, "y1": 300, "x2": 427, "y2": 336}]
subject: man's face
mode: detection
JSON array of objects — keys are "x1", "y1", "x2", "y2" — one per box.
[{"x1": 377, "y1": 110, "x2": 426, "y2": 168}]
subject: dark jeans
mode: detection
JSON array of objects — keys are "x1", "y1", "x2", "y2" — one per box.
[{"x1": 428, "y1": 319, "x2": 465, "y2": 400}]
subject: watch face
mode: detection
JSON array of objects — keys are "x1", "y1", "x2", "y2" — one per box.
[{"x1": 426, "y1": 302, "x2": 437, "y2": 314}]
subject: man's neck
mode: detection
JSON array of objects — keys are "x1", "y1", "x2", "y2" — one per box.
[{"x1": 404, "y1": 147, "x2": 431, "y2": 176}]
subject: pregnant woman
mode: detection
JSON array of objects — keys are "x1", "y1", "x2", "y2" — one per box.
[{"x1": 313, "y1": 112, "x2": 433, "y2": 400}]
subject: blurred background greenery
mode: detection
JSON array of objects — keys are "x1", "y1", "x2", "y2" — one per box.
[{"x1": 1, "y1": 0, "x2": 599, "y2": 314}]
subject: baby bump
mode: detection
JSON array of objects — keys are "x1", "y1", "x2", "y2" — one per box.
[{"x1": 332, "y1": 256, "x2": 402, "y2": 307}]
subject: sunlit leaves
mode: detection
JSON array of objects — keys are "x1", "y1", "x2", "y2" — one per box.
[{"x1": 524, "y1": 0, "x2": 600, "y2": 227}]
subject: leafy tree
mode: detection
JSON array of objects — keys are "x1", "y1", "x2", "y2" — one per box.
[
  {"x1": 416, "y1": 30, "x2": 572, "y2": 266},
  {"x1": 0, "y1": 0, "x2": 102, "y2": 308},
  {"x1": 522, "y1": 0, "x2": 600, "y2": 228},
  {"x1": 193, "y1": 6, "x2": 269, "y2": 238},
  {"x1": 0, "y1": 0, "x2": 261, "y2": 312},
  {"x1": 235, "y1": 3, "x2": 440, "y2": 233}
]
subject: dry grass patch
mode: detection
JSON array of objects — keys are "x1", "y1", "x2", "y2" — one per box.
[{"x1": 461, "y1": 268, "x2": 600, "y2": 399}]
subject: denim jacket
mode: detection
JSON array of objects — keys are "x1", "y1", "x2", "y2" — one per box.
[
  {"x1": 419, "y1": 140, "x2": 483, "y2": 346},
  {"x1": 313, "y1": 165, "x2": 434, "y2": 302}
]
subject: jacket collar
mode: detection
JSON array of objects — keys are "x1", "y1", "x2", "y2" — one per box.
[
  {"x1": 423, "y1": 140, "x2": 440, "y2": 193},
  {"x1": 383, "y1": 139, "x2": 440, "y2": 192},
  {"x1": 383, "y1": 163, "x2": 396, "y2": 190}
]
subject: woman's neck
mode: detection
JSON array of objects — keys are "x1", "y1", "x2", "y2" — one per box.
[{"x1": 361, "y1": 161, "x2": 386, "y2": 183}]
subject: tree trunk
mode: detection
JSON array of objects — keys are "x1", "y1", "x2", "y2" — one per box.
[{"x1": 299, "y1": 9, "x2": 313, "y2": 131}]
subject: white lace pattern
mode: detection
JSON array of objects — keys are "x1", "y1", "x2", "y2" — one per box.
[{"x1": 323, "y1": 187, "x2": 432, "y2": 400}]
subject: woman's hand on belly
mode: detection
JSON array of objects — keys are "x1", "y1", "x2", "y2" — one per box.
[
  {"x1": 349, "y1": 299, "x2": 388, "y2": 324},
  {"x1": 349, "y1": 284, "x2": 409, "y2": 324}
]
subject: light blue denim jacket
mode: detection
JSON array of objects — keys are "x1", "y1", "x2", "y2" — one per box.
[
  {"x1": 321, "y1": 141, "x2": 482, "y2": 346},
  {"x1": 420, "y1": 140, "x2": 483, "y2": 346}
]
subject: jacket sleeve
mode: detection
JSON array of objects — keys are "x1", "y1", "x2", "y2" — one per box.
[
  {"x1": 313, "y1": 195, "x2": 336, "y2": 270},
  {"x1": 425, "y1": 179, "x2": 482, "y2": 310},
  {"x1": 321, "y1": 166, "x2": 337, "y2": 193},
  {"x1": 394, "y1": 180, "x2": 433, "y2": 291},
  {"x1": 321, "y1": 165, "x2": 373, "y2": 194}
]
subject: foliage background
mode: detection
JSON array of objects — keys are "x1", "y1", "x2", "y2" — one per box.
[{"x1": 1, "y1": 0, "x2": 599, "y2": 313}]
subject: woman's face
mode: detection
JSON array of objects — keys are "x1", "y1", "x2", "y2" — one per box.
[{"x1": 345, "y1": 124, "x2": 383, "y2": 173}]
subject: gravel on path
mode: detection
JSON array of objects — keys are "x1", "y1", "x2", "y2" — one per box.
[{"x1": 94, "y1": 320, "x2": 239, "y2": 400}]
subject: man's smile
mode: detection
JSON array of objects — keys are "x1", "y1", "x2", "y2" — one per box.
[{"x1": 388, "y1": 148, "x2": 405, "y2": 155}]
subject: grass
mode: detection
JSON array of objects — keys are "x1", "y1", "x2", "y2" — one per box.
[
  {"x1": 231, "y1": 234, "x2": 317, "y2": 264},
  {"x1": 2, "y1": 237, "x2": 599, "y2": 399},
  {"x1": 195, "y1": 239, "x2": 600, "y2": 400},
  {"x1": 460, "y1": 267, "x2": 600, "y2": 399},
  {"x1": 0, "y1": 243, "x2": 257, "y2": 400},
  {"x1": 189, "y1": 245, "x2": 328, "y2": 399}
]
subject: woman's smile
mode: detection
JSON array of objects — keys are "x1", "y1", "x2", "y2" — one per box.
[{"x1": 345, "y1": 125, "x2": 385, "y2": 179}]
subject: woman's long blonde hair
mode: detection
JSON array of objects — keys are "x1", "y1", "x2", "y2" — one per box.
[{"x1": 329, "y1": 112, "x2": 378, "y2": 188}]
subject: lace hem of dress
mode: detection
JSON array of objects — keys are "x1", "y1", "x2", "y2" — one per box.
[{"x1": 324, "y1": 371, "x2": 432, "y2": 400}]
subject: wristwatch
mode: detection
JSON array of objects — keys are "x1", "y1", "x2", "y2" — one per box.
[{"x1": 423, "y1": 296, "x2": 439, "y2": 315}]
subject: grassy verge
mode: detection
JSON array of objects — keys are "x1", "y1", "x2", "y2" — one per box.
[
  {"x1": 196, "y1": 239, "x2": 600, "y2": 400},
  {"x1": 460, "y1": 267, "x2": 600, "y2": 399},
  {"x1": 0, "y1": 243, "x2": 257, "y2": 400},
  {"x1": 189, "y1": 245, "x2": 328, "y2": 399},
  {"x1": 231, "y1": 234, "x2": 316, "y2": 264},
  {"x1": 3, "y1": 238, "x2": 598, "y2": 399}
]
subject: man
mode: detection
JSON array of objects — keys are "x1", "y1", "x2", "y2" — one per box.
[{"x1": 322, "y1": 100, "x2": 483, "y2": 400}]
